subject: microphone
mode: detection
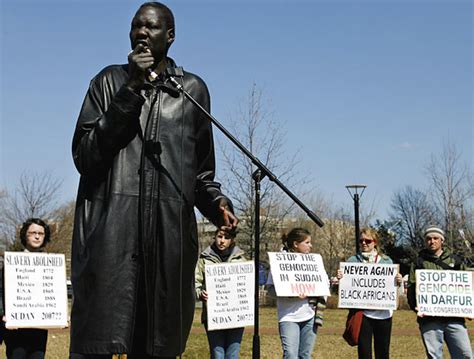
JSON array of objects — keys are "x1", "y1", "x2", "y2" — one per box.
[
  {"x1": 147, "y1": 68, "x2": 159, "y2": 81},
  {"x1": 165, "y1": 67, "x2": 185, "y2": 92},
  {"x1": 128, "y1": 49, "x2": 159, "y2": 81},
  {"x1": 167, "y1": 76, "x2": 183, "y2": 92},
  {"x1": 148, "y1": 66, "x2": 183, "y2": 82},
  {"x1": 152, "y1": 67, "x2": 183, "y2": 97}
]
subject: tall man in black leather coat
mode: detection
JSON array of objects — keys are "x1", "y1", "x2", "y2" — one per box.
[{"x1": 70, "y1": 2, "x2": 237, "y2": 358}]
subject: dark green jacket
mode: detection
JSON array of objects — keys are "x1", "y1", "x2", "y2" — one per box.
[{"x1": 407, "y1": 248, "x2": 465, "y2": 320}]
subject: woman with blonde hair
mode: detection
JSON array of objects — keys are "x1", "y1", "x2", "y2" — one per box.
[{"x1": 338, "y1": 228, "x2": 402, "y2": 359}]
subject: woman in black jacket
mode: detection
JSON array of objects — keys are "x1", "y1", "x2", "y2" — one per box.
[{"x1": 4, "y1": 218, "x2": 51, "y2": 359}]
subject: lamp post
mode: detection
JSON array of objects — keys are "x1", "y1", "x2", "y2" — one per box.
[{"x1": 345, "y1": 184, "x2": 367, "y2": 254}]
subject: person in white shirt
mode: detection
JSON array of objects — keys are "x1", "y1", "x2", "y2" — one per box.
[{"x1": 267, "y1": 228, "x2": 324, "y2": 359}]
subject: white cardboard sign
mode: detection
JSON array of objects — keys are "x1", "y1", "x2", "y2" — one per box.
[
  {"x1": 4, "y1": 251, "x2": 68, "y2": 329},
  {"x1": 338, "y1": 262, "x2": 399, "y2": 310},
  {"x1": 267, "y1": 252, "x2": 330, "y2": 297},
  {"x1": 206, "y1": 261, "x2": 255, "y2": 331},
  {"x1": 416, "y1": 269, "x2": 474, "y2": 318}
]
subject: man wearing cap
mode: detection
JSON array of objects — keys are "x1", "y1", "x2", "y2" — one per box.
[{"x1": 407, "y1": 226, "x2": 473, "y2": 359}]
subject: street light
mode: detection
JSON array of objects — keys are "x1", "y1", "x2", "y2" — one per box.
[{"x1": 345, "y1": 184, "x2": 367, "y2": 254}]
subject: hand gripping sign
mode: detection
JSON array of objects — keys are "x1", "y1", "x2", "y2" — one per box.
[
  {"x1": 4, "y1": 251, "x2": 68, "y2": 329},
  {"x1": 268, "y1": 252, "x2": 330, "y2": 297},
  {"x1": 416, "y1": 269, "x2": 474, "y2": 318}
]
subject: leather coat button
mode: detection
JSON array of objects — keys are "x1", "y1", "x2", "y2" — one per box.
[{"x1": 131, "y1": 254, "x2": 138, "y2": 262}]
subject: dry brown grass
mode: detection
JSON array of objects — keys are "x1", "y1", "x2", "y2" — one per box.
[{"x1": 1, "y1": 308, "x2": 472, "y2": 358}]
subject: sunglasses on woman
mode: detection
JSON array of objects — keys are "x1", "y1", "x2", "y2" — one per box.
[{"x1": 359, "y1": 238, "x2": 374, "y2": 244}]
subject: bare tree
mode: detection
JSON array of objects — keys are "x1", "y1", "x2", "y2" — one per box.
[
  {"x1": 315, "y1": 209, "x2": 354, "y2": 277},
  {"x1": 47, "y1": 200, "x2": 75, "y2": 276},
  {"x1": 1, "y1": 172, "x2": 63, "y2": 248},
  {"x1": 0, "y1": 189, "x2": 10, "y2": 252},
  {"x1": 218, "y1": 84, "x2": 310, "y2": 258},
  {"x1": 426, "y1": 140, "x2": 473, "y2": 262},
  {"x1": 389, "y1": 185, "x2": 435, "y2": 254},
  {"x1": 291, "y1": 193, "x2": 355, "y2": 277},
  {"x1": 375, "y1": 219, "x2": 415, "y2": 274}
]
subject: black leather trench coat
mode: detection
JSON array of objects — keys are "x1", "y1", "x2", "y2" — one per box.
[{"x1": 70, "y1": 59, "x2": 229, "y2": 356}]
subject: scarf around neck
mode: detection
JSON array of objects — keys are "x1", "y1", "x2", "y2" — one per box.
[{"x1": 360, "y1": 249, "x2": 378, "y2": 263}]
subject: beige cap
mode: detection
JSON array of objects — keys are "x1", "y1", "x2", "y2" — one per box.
[{"x1": 423, "y1": 226, "x2": 445, "y2": 240}]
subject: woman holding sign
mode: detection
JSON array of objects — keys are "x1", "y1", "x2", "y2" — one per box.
[
  {"x1": 267, "y1": 228, "x2": 326, "y2": 359},
  {"x1": 3, "y1": 218, "x2": 51, "y2": 359},
  {"x1": 337, "y1": 228, "x2": 402, "y2": 359},
  {"x1": 195, "y1": 229, "x2": 247, "y2": 359}
]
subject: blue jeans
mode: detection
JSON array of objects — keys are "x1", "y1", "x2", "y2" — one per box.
[
  {"x1": 279, "y1": 317, "x2": 317, "y2": 359},
  {"x1": 419, "y1": 318, "x2": 473, "y2": 359},
  {"x1": 206, "y1": 327, "x2": 245, "y2": 359}
]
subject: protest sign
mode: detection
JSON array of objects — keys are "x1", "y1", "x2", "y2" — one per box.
[
  {"x1": 416, "y1": 269, "x2": 474, "y2": 318},
  {"x1": 206, "y1": 261, "x2": 255, "y2": 331},
  {"x1": 4, "y1": 251, "x2": 68, "y2": 329},
  {"x1": 267, "y1": 252, "x2": 330, "y2": 297},
  {"x1": 338, "y1": 262, "x2": 399, "y2": 310}
]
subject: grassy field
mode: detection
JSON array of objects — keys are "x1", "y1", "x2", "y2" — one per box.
[{"x1": 1, "y1": 308, "x2": 472, "y2": 358}]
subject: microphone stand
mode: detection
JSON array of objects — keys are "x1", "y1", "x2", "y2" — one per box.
[
  {"x1": 252, "y1": 169, "x2": 262, "y2": 359},
  {"x1": 168, "y1": 76, "x2": 324, "y2": 359}
]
